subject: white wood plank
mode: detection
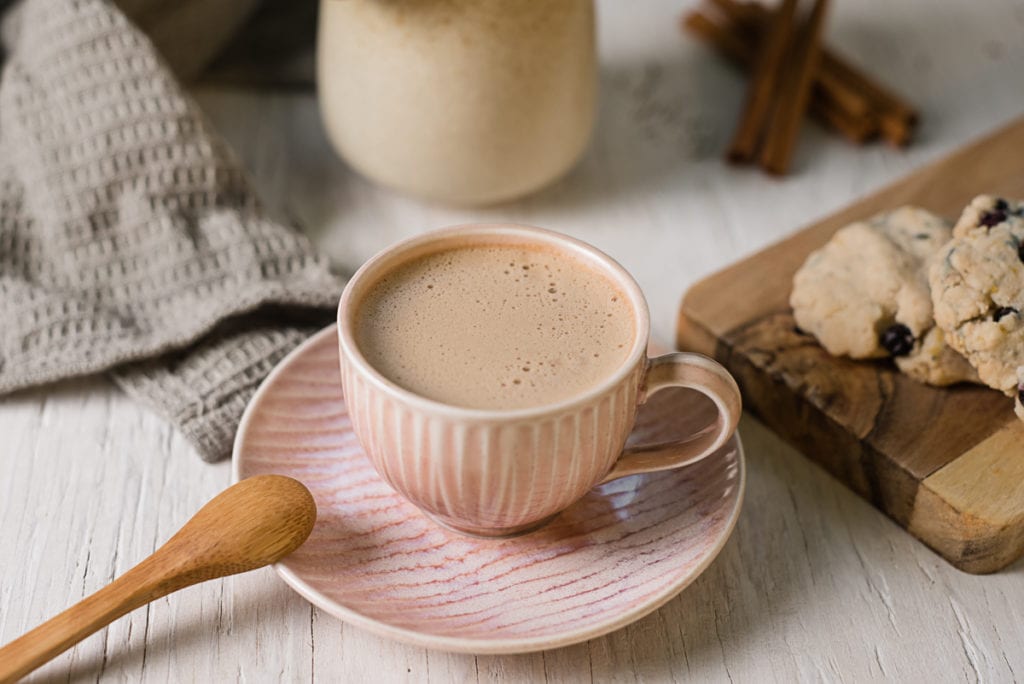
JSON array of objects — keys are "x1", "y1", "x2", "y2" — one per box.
[{"x1": 3, "y1": 0, "x2": 1024, "y2": 680}]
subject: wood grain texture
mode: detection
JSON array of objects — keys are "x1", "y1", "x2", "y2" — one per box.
[
  {"x1": 911, "y1": 426, "x2": 1024, "y2": 573},
  {"x1": 4, "y1": 0, "x2": 1024, "y2": 680},
  {"x1": 678, "y1": 116, "x2": 1024, "y2": 573}
]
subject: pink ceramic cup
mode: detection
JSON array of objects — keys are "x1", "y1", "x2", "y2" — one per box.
[{"x1": 337, "y1": 224, "x2": 742, "y2": 537}]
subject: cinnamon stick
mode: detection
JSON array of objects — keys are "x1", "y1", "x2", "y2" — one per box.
[
  {"x1": 822, "y1": 52, "x2": 916, "y2": 145},
  {"x1": 682, "y1": 11, "x2": 753, "y2": 65},
  {"x1": 725, "y1": 0, "x2": 798, "y2": 163},
  {"x1": 815, "y1": 93, "x2": 876, "y2": 143},
  {"x1": 760, "y1": 0, "x2": 830, "y2": 174},
  {"x1": 682, "y1": 10, "x2": 877, "y2": 144},
  {"x1": 711, "y1": 0, "x2": 916, "y2": 146},
  {"x1": 708, "y1": 0, "x2": 871, "y2": 121}
]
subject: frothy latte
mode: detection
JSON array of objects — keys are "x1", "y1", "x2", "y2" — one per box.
[{"x1": 353, "y1": 243, "x2": 635, "y2": 410}]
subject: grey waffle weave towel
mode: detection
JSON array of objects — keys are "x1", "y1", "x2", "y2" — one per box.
[{"x1": 0, "y1": 0, "x2": 345, "y2": 461}]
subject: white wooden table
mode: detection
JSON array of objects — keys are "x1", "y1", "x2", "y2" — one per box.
[{"x1": 4, "y1": 1, "x2": 1024, "y2": 681}]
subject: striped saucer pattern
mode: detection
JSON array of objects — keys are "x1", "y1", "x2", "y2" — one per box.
[{"x1": 233, "y1": 326, "x2": 744, "y2": 654}]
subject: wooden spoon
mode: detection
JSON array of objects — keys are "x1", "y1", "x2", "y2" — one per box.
[{"x1": 0, "y1": 475, "x2": 316, "y2": 683}]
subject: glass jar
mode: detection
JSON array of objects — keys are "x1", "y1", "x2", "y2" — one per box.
[{"x1": 317, "y1": 0, "x2": 596, "y2": 206}]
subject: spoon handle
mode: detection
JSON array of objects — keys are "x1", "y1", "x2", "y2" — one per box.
[
  {"x1": 0, "y1": 475, "x2": 315, "y2": 683},
  {"x1": 0, "y1": 554, "x2": 185, "y2": 683}
]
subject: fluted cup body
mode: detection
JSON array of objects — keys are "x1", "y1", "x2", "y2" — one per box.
[{"x1": 337, "y1": 224, "x2": 742, "y2": 537}]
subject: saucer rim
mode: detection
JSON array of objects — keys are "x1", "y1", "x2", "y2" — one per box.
[{"x1": 232, "y1": 324, "x2": 746, "y2": 655}]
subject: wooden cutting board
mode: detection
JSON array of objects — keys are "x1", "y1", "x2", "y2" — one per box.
[{"x1": 677, "y1": 116, "x2": 1024, "y2": 574}]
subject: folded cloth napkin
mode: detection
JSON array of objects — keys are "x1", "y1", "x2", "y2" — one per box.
[{"x1": 0, "y1": 0, "x2": 345, "y2": 461}]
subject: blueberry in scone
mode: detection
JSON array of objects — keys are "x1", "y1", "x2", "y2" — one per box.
[
  {"x1": 791, "y1": 206, "x2": 977, "y2": 386},
  {"x1": 953, "y1": 194, "x2": 1024, "y2": 237}
]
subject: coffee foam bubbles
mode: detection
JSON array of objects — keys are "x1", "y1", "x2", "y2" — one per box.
[{"x1": 353, "y1": 244, "x2": 636, "y2": 410}]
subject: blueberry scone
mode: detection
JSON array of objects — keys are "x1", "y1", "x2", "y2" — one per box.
[
  {"x1": 930, "y1": 198, "x2": 1024, "y2": 397},
  {"x1": 791, "y1": 206, "x2": 977, "y2": 386}
]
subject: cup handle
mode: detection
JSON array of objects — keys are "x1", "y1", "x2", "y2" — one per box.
[{"x1": 600, "y1": 353, "x2": 742, "y2": 484}]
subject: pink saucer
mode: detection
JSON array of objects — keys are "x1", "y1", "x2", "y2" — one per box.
[{"x1": 233, "y1": 326, "x2": 744, "y2": 654}]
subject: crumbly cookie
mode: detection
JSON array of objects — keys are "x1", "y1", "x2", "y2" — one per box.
[
  {"x1": 791, "y1": 206, "x2": 977, "y2": 386},
  {"x1": 953, "y1": 194, "x2": 1024, "y2": 238},
  {"x1": 930, "y1": 207, "x2": 1024, "y2": 395}
]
